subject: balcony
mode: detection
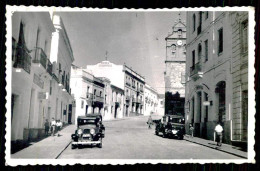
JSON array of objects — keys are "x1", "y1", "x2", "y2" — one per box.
[
  {"x1": 125, "y1": 95, "x2": 131, "y2": 101},
  {"x1": 13, "y1": 45, "x2": 32, "y2": 74},
  {"x1": 33, "y1": 47, "x2": 47, "y2": 69},
  {"x1": 93, "y1": 95, "x2": 104, "y2": 103},
  {"x1": 126, "y1": 82, "x2": 131, "y2": 86},
  {"x1": 197, "y1": 25, "x2": 201, "y2": 35},
  {"x1": 190, "y1": 62, "x2": 203, "y2": 80},
  {"x1": 132, "y1": 85, "x2": 136, "y2": 89},
  {"x1": 47, "y1": 59, "x2": 53, "y2": 76},
  {"x1": 140, "y1": 88, "x2": 144, "y2": 93}
]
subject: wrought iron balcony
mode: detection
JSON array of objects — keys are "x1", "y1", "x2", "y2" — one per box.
[
  {"x1": 125, "y1": 95, "x2": 131, "y2": 101},
  {"x1": 93, "y1": 95, "x2": 104, "y2": 103},
  {"x1": 13, "y1": 45, "x2": 32, "y2": 74},
  {"x1": 190, "y1": 62, "x2": 203, "y2": 80},
  {"x1": 33, "y1": 47, "x2": 47, "y2": 69},
  {"x1": 47, "y1": 59, "x2": 53, "y2": 75}
]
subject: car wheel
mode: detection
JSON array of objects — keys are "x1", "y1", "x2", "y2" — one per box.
[
  {"x1": 178, "y1": 135, "x2": 184, "y2": 140},
  {"x1": 155, "y1": 130, "x2": 158, "y2": 135},
  {"x1": 162, "y1": 132, "x2": 167, "y2": 138},
  {"x1": 98, "y1": 138, "x2": 102, "y2": 148},
  {"x1": 71, "y1": 144, "x2": 76, "y2": 149}
]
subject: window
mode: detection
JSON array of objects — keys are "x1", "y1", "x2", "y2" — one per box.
[
  {"x1": 94, "y1": 89, "x2": 96, "y2": 96},
  {"x1": 218, "y1": 28, "x2": 223, "y2": 55},
  {"x1": 100, "y1": 91, "x2": 102, "y2": 97},
  {"x1": 205, "y1": 11, "x2": 209, "y2": 20},
  {"x1": 193, "y1": 14, "x2": 196, "y2": 32},
  {"x1": 172, "y1": 44, "x2": 176, "y2": 53},
  {"x1": 50, "y1": 80, "x2": 52, "y2": 95},
  {"x1": 178, "y1": 29, "x2": 182, "y2": 37},
  {"x1": 198, "y1": 43, "x2": 202, "y2": 61},
  {"x1": 12, "y1": 38, "x2": 16, "y2": 62},
  {"x1": 204, "y1": 40, "x2": 208, "y2": 62},
  {"x1": 241, "y1": 20, "x2": 248, "y2": 53},
  {"x1": 192, "y1": 50, "x2": 195, "y2": 67}
]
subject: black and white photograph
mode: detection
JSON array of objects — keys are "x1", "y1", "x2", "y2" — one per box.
[{"x1": 5, "y1": 6, "x2": 255, "y2": 165}]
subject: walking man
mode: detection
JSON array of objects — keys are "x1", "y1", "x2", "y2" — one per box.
[
  {"x1": 147, "y1": 115, "x2": 153, "y2": 129},
  {"x1": 56, "y1": 120, "x2": 63, "y2": 137},
  {"x1": 44, "y1": 119, "x2": 50, "y2": 136},
  {"x1": 51, "y1": 118, "x2": 56, "y2": 136},
  {"x1": 189, "y1": 124, "x2": 194, "y2": 138},
  {"x1": 215, "y1": 122, "x2": 223, "y2": 146}
]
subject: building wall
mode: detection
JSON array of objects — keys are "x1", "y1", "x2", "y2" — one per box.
[
  {"x1": 185, "y1": 11, "x2": 248, "y2": 144},
  {"x1": 230, "y1": 12, "x2": 248, "y2": 142},
  {"x1": 144, "y1": 84, "x2": 159, "y2": 116},
  {"x1": 11, "y1": 12, "x2": 74, "y2": 141}
]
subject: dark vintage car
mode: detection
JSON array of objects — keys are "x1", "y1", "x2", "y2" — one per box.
[
  {"x1": 71, "y1": 114, "x2": 105, "y2": 149},
  {"x1": 155, "y1": 115, "x2": 185, "y2": 140}
]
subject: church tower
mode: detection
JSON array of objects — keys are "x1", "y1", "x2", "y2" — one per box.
[
  {"x1": 164, "y1": 14, "x2": 186, "y2": 115},
  {"x1": 165, "y1": 14, "x2": 186, "y2": 97}
]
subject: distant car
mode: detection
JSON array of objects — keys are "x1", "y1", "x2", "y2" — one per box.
[
  {"x1": 71, "y1": 114, "x2": 105, "y2": 149},
  {"x1": 155, "y1": 115, "x2": 185, "y2": 140}
]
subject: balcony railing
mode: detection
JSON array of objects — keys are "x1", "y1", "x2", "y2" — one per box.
[
  {"x1": 126, "y1": 82, "x2": 131, "y2": 86},
  {"x1": 94, "y1": 95, "x2": 104, "y2": 103},
  {"x1": 33, "y1": 47, "x2": 47, "y2": 69},
  {"x1": 140, "y1": 88, "x2": 144, "y2": 93},
  {"x1": 132, "y1": 85, "x2": 136, "y2": 89},
  {"x1": 86, "y1": 93, "x2": 93, "y2": 100},
  {"x1": 13, "y1": 45, "x2": 32, "y2": 74},
  {"x1": 125, "y1": 95, "x2": 131, "y2": 101},
  {"x1": 47, "y1": 59, "x2": 53, "y2": 75},
  {"x1": 190, "y1": 62, "x2": 202, "y2": 76}
]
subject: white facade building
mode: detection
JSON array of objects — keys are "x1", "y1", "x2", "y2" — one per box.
[
  {"x1": 11, "y1": 12, "x2": 74, "y2": 142},
  {"x1": 144, "y1": 84, "x2": 159, "y2": 116}
]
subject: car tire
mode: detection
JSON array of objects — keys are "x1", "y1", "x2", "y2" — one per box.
[
  {"x1": 71, "y1": 144, "x2": 76, "y2": 149},
  {"x1": 162, "y1": 132, "x2": 167, "y2": 138},
  {"x1": 178, "y1": 135, "x2": 184, "y2": 140},
  {"x1": 155, "y1": 130, "x2": 159, "y2": 135},
  {"x1": 98, "y1": 138, "x2": 102, "y2": 148}
]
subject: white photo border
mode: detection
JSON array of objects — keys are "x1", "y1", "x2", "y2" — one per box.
[{"x1": 5, "y1": 5, "x2": 256, "y2": 166}]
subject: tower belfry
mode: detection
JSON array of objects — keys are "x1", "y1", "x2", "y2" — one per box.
[{"x1": 164, "y1": 13, "x2": 186, "y2": 97}]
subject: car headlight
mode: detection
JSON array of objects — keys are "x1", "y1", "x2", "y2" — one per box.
[
  {"x1": 90, "y1": 129, "x2": 95, "y2": 135},
  {"x1": 77, "y1": 129, "x2": 83, "y2": 135}
]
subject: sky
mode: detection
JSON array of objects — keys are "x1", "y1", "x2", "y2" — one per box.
[{"x1": 56, "y1": 11, "x2": 186, "y2": 94}]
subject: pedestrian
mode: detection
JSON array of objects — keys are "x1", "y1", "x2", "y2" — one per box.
[
  {"x1": 147, "y1": 115, "x2": 153, "y2": 129},
  {"x1": 214, "y1": 122, "x2": 223, "y2": 146},
  {"x1": 189, "y1": 124, "x2": 194, "y2": 138},
  {"x1": 56, "y1": 120, "x2": 63, "y2": 137},
  {"x1": 50, "y1": 118, "x2": 56, "y2": 136},
  {"x1": 44, "y1": 119, "x2": 50, "y2": 136}
]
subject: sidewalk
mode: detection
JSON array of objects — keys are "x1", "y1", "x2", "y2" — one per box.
[
  {"x1": 184, "y1": 135, "x2": 248, "y2": 159},
  {"x1": 11, "y1": 124, "x2": 76, "y2": 159}
]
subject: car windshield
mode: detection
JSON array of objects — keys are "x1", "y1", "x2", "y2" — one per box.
[
  {"x1": 78, "y1": 119, "x2": 97, "y2": 126},
  {"x1": 169, "y1": 117, "x2": 184, "y2": 124}
]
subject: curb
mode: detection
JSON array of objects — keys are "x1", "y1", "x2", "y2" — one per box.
[
  {"x1": 55, "y1": 140, "x2": 72, "y2": 159},
  {"x1": 184, "y1": 138, "x2": 247, "y2": 159}
]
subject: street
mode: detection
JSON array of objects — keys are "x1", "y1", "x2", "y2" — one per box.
[{"x1": 58, "y1": 116, "x2": 242, "y2": 159}]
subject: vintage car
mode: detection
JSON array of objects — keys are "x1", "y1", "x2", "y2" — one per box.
[
  {"x1": 71, "y1": 114, "x2": 105, "y2": 149},
  {"x1": 155, "y1": 114, "x2": 185, "y2": 140}
]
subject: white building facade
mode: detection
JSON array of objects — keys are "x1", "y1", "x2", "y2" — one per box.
[
  {"x1": 87, "y1": 61, "x2": 145, "y2": 117},
  {"x1": 144, "y1": 84, "x2": 159, "y2": 116},
  {"x1": 185, "y1": 11, "x2": 248, "y2": 145},
  {"x1": 11, "y1": 12, "x2": 74, "y2": 142}
]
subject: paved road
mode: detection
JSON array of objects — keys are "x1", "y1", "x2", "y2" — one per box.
[{"x1": 58, "y1": 116, "x2": 242, "y2": 159}]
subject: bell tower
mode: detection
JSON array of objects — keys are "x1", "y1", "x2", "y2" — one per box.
[
  {"x1": 164, "y1": 13, "x2": 186, "y2": 116},
  {"x1": 164, "y1": 14, "x2": 186, "y2": 97}
]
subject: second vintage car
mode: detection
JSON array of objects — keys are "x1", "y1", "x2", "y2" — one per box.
[
  {"x1": 71, "y1": 114, "x2": 105, "y2": 149},
  {"x1": 155, "y1": 114, "x2": 185, "y2": 140}
]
